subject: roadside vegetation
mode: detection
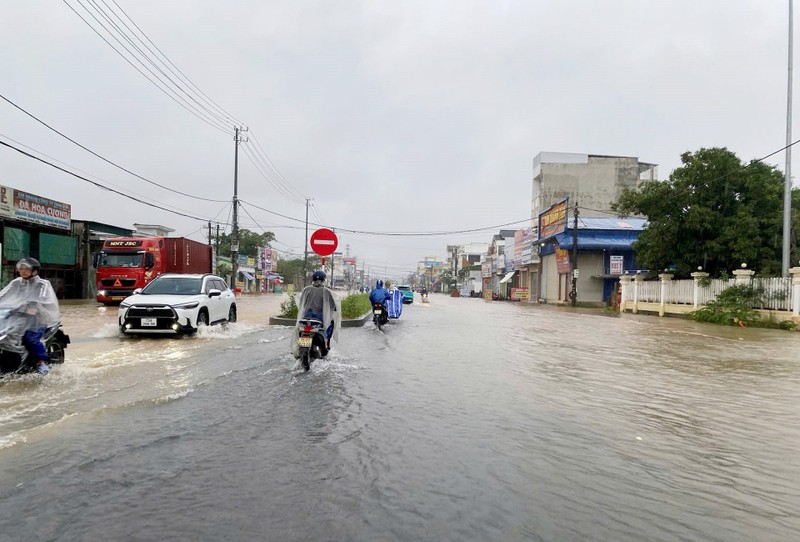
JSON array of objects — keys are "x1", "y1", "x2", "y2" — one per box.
[
  {"x1": 690, "y1": 285, "x2": 796, "y2": 330},
  {"x1": 278, "y1": 292, "x2": 371, "y2": 320}
]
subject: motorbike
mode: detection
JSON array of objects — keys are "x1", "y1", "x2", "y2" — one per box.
[
  {"x1": 0, "y1": 309, "x2": 70, "y2": 377},
  {"x1": 296, "y1": 317, "x2": 329, "y2": 372},
  {"x1": 372, "y1": 301, "x2": 389, "y2": 330},
  {"x1": 421, "y1": 292, "x2": 429, "y2": 303}
]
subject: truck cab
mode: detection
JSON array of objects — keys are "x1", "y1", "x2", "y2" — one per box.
[{"x1": 94, "y1": 238, "x2": 160, "y2": 304}]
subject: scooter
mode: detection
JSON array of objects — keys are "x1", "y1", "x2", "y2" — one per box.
[
  {"x1": 372, "y1": 302, "x2": 389, "y2": 330},
  {"x1": 296, "y1": 317, "x2": 329, "y2": 372},
  {"x1": 421, "y1": 292, "x2": 429, "y2": 303},
  {"x1": 0, "y1": 309, "x2": 70, "y2": 377}
]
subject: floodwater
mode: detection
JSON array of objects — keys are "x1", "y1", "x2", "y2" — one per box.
[{"x1": 0, "y1": 294, "x2": 798, "y2": 541}]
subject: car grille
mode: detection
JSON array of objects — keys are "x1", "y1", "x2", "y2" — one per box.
[
  {"x1": 101, "y1": 278, "x2": 137, "y2": 287},
  {"x1": 125, "y1": 305, "x2": 178, "y2": 331}
]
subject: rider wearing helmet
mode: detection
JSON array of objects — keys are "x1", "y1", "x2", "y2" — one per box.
[
  {"x1": 369, "y1": 279, "x2": 391, "y2": 306},
  {"x1": 295, "y1": 269, "x2": 341, "y2": 352},
  {"x1": 0, "y1": 258, "x2": 60, "y2": 374}
]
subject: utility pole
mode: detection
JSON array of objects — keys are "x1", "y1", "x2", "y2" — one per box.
[
  {"x1": 783, "y1": 0, "x2": 794, "y2": 276},
  {"x1": 303, "y1": 197, "x2": 310, "y2": 287},
  {"x1": 570, "y1": 204, "x2": 579, "y2": 306},
  {"x1": 232, "y1": 126, "x2": 247, "y2": 289},
  {"x1": 215, "y1": 224, "x2": 220, "y2": 273}
]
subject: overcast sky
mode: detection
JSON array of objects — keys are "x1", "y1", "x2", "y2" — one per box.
[{"x1": 1, "y1": 1, "x2": 795, "y2": 280}]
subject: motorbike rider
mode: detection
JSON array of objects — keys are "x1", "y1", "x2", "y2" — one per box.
[
  {"x1": 0, "y1": 258, "x2": 59, "y2": 374},
  {"x1": 369, "y1": 280, "x2": 391, "y2": 306},
  {"x1": 293, "y1": 270, "x2": 341, "y2": 356}
]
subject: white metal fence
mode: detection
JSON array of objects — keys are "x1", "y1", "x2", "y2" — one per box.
[{"x1": 627, "y1": 277, "x2": 794, "y2": 311}]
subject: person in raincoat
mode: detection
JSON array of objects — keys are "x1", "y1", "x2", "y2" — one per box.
[
  {"x1": 291, "y1": 270, "x2": 341, "y2": 358},
  {"x1": 369, "y1": 279, "x2": 390, "y2": 306},
  {"x1": 0, "y1": 258, "x2": 59, "y2": 374}
]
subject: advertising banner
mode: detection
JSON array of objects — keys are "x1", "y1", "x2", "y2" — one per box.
[
  {"x1": 556, "y1": 248, "x2": 571, "y2": 274},
  {"x1": 511, "y1": 287, "x2": 530, "y2": 300},
  {"x1": 539, "y1": 198, "x2": 568, "y2": 239},
  {"x1": 0, "y1": 186, "x2": 71, "y2": 230}
]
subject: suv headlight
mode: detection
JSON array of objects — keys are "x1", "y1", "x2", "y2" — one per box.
[
  {"x1": 173, "y1": 301, "x2": 200, "y2": 310},
  {"x1": 120, "y1": 300, "x2": 131, "y2": 309}
]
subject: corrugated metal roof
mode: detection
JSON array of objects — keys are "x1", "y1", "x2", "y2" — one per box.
[
  {"x1": 556, "y1": 229, "x2": 641, "y2": 251},
  {"x1": 575, "y1": 217, "x2": 647, "y2": 230}
]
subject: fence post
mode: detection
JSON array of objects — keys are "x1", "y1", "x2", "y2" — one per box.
[
  {"x1": 619, "y1": 275, "x2": 633, "y2": 313},
  {"x1": 691, "y1": 271, "x2": 709, "y2": 308},
  {"x1": 658, "y1": 273, "x2": 674, "y2": 316},
  {"x1": 733, "y1": 266, "x2": 755, "y2": 286},
  {"x1": 791, "y1": 267, "x2": 800, "y2": 316},
  {"x1": 633, "y1": 273, "x2": 643, "y2": 314}
]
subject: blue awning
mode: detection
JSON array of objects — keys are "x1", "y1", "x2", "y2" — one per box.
[
  {"x1": 241, "y1": 270, "x2": 255, "y2": 280},
  {"x1": 556, "y1": 230, "x2": 640, "y2": 251}
]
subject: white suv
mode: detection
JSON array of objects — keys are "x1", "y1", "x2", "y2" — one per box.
[{"x1": 118, "y1": 273, "x2": 237, "y2": 335}]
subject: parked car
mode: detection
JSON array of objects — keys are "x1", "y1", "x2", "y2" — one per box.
[
  {"x1": 396, "y1": 285, "x2": 414, "y2": 304},
  {"x1": 118, "y1": 273, "x2": 236, "y2": 335}
]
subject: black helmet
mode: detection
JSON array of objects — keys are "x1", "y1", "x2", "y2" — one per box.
[
  {"x1": 376, "y1": 280, "x2": 383, "y2": 288},
  {"x1": 16, "y1": 257, "x2": 40, "y2": 274},
  {"x1": 312, "y1": 270, "x2": 326, "y2": 282}
]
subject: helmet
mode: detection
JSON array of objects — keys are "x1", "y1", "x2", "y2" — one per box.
[
  {"x1": 312, "y1": 270, "x2": 326, "y2": 282},
  {"x1": 16, "y1": 257, "x2": 40, "y2": 274},
  {"x1": 376, "y1": 280, "x2": 383, "y2": 288}
]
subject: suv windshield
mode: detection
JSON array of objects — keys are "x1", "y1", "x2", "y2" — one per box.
[
  {"x1": 397, "y1": 286, "x2": 411, "y2": 291},
  {"x1": 143, "y1": 277, "x2": 202, "y2": 295}
]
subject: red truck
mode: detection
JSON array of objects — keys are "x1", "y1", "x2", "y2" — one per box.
[{"x1": 94, "y1": 237, "x2": 212, "y2": 304}]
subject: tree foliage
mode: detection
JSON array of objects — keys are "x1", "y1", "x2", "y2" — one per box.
[
  {"x1": 612, "y1": 147, "x2": 798, "y2": 277},
  {"x1": 216, "y1": 229, "x2": 275, "y2": 257},
  {"x1": 276, "y1": 256, "x2": 321, "y2": 285}
]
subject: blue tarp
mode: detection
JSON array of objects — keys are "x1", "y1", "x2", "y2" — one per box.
[
  {"x1": 387, "y1": 289, "x2": 404, "y2": 319},
  {"x1": 555, "y1": 229, "x2": 641, "y2": 251}
]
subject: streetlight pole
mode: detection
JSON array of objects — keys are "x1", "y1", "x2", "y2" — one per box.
[{"x1": 784, "y1": 0, "x2": 794, "y2": 276}]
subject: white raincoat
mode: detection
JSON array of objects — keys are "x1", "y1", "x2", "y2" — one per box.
[
  {"x1": 290, "y1": 285, "x2": 342, "y2": 358},
  {"x1": 0, "y1": 275, "x2": 60, "y2": 340}
]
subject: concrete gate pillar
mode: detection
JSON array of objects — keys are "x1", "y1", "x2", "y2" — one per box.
[
  {"x1": 658, "y1": 273, "x2": 674, "y2": 317},
  {"x1": 690, "y1": 271, "x2": 709, "y2": 308}
]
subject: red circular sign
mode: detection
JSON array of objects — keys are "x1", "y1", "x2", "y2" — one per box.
[{"x1": 309, "y1": 228, "x2": 339, "y2": 257}]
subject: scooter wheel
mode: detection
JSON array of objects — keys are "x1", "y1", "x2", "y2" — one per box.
[{"x1": 301, "y1": 352, "x2": 310, "y2": 372}]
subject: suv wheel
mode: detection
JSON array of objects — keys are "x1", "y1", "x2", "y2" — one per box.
[
  {"x1": 197, "y1": 310, "x2": 209, "y2": 327},
  {"x1": 227, "y1": 305, "x2": 237, "y2": 323}
]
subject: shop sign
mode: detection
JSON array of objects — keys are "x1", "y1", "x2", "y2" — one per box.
[
  {"x1": 610, "y1": 255, "x2": 624, "y2": 275},
  {"x1": 511, "y1": 287, "x2": 530, "y2": 300},
  {"x1": 556, "y1": 248, "x2": 571, "y2": 274},
  {"x1": 0, "y1": 186, "x2": 71, "y2": 230},
  {"x1": 539, "y1": 198, "x2": 568, "y2": 238}
]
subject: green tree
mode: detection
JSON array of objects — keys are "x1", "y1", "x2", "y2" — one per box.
[
  {"x1": 216, "y1": 229, "x2": 276, "y2": 258},
  {"x1": 276, "y1": 256, "x2": 321, "y2": 286},
  {"x1": 612, "y1": 147, "x2": 798, "y2": 277}
]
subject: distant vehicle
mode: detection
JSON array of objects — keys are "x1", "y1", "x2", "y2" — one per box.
[
  {"x1": 94, "y1": 237, "x2": 212, "y2": 304},
  {"x1": 118, "y1": 273, "x2": 236, "y2": 335},
  {"x1": 396, "y1": 285, "x2": 414, "y2": 304}
]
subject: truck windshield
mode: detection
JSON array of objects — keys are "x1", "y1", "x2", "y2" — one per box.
[
  {"x1": 99, "y1": 253, "x2": 143, "y2": 268},
  {"x1": 142, "y1": 277, "x2": 202, "y2": 295}
]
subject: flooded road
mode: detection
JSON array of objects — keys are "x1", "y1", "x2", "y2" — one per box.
[{"x1": 1, "y1": 294, "x2": 799, "y2": 541}]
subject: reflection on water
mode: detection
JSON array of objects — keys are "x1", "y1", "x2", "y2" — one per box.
[{"x1": 0, "y1": 296, "x2": 799, "y2": 541}]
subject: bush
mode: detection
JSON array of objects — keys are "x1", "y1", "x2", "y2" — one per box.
[
  {"x1": 690, "y1": 285, "x2": 795, "y2": 330},
  {"x1": 341, "y1": 293, "x2": 371, "y2": 319},
  {"x1": 278, "y1": 294, "x2": 298, "y2": 319},
  {"x1": 279, "y1": 292, "x2": 371, "y2": 320}
]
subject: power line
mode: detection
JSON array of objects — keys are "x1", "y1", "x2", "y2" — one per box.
[
  {"x1": 62, "y1": 0, "x2": 232, "y2": 134},
  {"x1": 0, "y1": 93, "x2": 229, "y2": 203},
  {"x1": 0, "y1": 137, "x2": 220, "y2": 223}
]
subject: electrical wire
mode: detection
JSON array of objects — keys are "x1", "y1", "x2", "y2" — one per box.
[
  {"x1": 0, "y1": 137, "x2": 218, "y2": 222},
  {"x1": 0, "y1": 93, "x2": 229, "y2": 203},
  {"x1": 62, "y1": 0, "x2": 232, "y2": 134}
]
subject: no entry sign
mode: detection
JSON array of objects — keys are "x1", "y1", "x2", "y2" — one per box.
[{"x1": 309, "y1": 228, "x2": 338, "y2": 257}]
